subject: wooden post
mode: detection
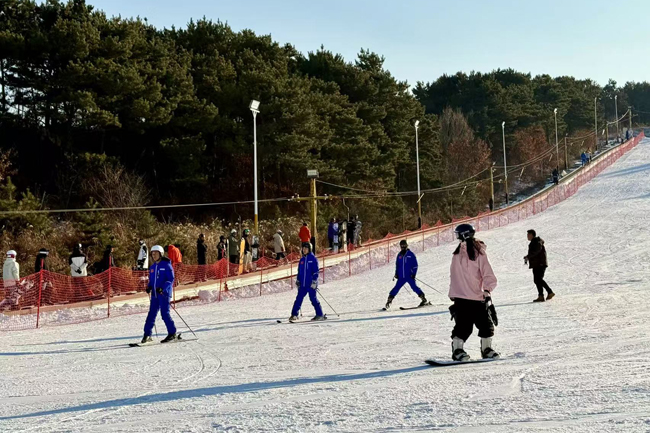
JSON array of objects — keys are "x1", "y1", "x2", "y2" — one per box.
[
  {"x1": 36, "y1": 261, "x2": 44, "y2": 329},
  {"x1": 107, "y1": 265, "x2": 112, "y2": 318}
]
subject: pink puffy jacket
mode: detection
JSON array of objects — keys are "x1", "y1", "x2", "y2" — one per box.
[{"x1": 448, "y1": 241, "x2": 497, "y2": 301}]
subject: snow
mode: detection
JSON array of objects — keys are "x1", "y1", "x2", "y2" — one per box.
[{"x1": 2, "y1": 140, "x2": 650, "y2": 432}]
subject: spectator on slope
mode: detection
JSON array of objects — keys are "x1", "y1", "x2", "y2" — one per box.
[
  {"x1": 332, "y1": 219, "x2": 340, "y2": 253},
  {"x1": 165, "y1": 244, "x2": 182, "y2": 266},
  {"x1": 448, "y1": 224, "x2": 499, "y2": 361},
  {"x1": 274, "y1": 229, "x2": 286, "y2": 260},
  {"x1": 339, "y1": 219, "x2": 348, "y2": 252},
  {"x1": 288, "y1": 242, "x2": 324, "y2": 323},
  {"x1": 140, "y1": 245, "x2": 178, "y2": 344},
  {"x1": 354, "y1": 216, "x2": 362, "y2": 246},
  {"x1": 1, "y1": 250, "x2": 21, "y2": 310},
  {"x1": 137, "y1": 240, "x2": 148, "y2": 271},
  {"x1": 328, "y1": 218, "x2": 335, "y2": 250},
  {"x1": 242, "y1": 229, "x2": 253, "y2": 272},
  {"x1": 217, "y1": 235, "x2": 227, "y2": 261},
  {"x1": 552, "y1": 168, "x2": 559, "y2": 185},
  {"x1": 524, "y1": 229, "x2": 554, "y2": 303},
  {"x1": 228, "y1": 230, "x2": 240, "y2": 264},
  {"x1": 97, "y1": 245, "x2": 117, "y2": 273},
  {"x1": 197, "y1": 234, "x2": 208, "y2": 266},
  {"x1": 347, "y1": 218, "x2": 356, "y2": 248},
  {"x1": 384, "y1": 240, "x2": 428, "y2": 310},
  {"x1": 299, "y1": 222, "x2": 311, "y2": 249},
  {"x1": 34, "y1": 248, "x2": 49, "y2": 273},
  {"x1": 581, "y1": 152, "x2": 588, "y2": 166},
  {"x1": 69, "y1": 244, "x2": 88, "y2": 277}
]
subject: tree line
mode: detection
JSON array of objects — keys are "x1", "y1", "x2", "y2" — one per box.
[{"x1": 0, "y1": 0, "x2": 648, "y2": 270}]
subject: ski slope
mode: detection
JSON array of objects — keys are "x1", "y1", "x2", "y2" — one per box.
[{"x1": 2, "y1": 140, "x2": 650, "y2": 432}]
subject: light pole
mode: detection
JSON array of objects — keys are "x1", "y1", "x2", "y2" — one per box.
[
  {"x1": 614, "y1": 95, "x2": 619, "y2": 142},
  {"x1": 414, "y1": 120, "x2": 422, "y2": 228},
  {"x1": 594, "y1": 97, "x2": 598, "y2": 150},
  {"x1": 249, "y1": 99, "x2": 261, "y2": 234},
  {"x1": 502, "y1": 121, "x2": 508, "y2": 205},
  {"x1": 554, "y1": 108, "x2": 559, "y2": 170}
]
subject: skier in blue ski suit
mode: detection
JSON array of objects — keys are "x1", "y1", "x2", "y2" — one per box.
[
  {"x1": 384, "y1": 240, "x2": 428, "y2": 310},
  {"x1": 289, "y1": 243, "x2": 324, "y2": 322},
  {"x1": 141, "y1": 245, "x2": 177, "y2": 344}
]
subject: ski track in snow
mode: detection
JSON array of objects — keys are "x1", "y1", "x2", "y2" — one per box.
[{"x1": 3, "y1": 141, "x2": 650, "y2": 432}]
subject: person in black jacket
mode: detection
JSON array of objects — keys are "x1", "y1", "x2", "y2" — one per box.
[
  {"x1": 524, "y1": 230, "x2": 555, "y2": 302},
  {"x1": 96, "y1": 245, "x2": 116, "y2": 274},
  {"x1": 34, "y1": 248, "x2": 49, "y2": 273},
  {"x1": 216, "y1": 236, "x2": 227, "y2": 261},
  {"x1": 197, "y1": 234, "x2": 207, "y2": 265}
]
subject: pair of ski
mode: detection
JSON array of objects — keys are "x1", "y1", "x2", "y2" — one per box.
[
  {"x1": 129, "y1": 333, "x2": 195, "y2": 347},
  {"x1": 424, "y1": 357, "x2": 500, "y2": 367},
  {"x1": 383, "y1": 301, "x2": 432, "y2": 311},
  {"x1": 276, "y1": 315, "x2": 337, "y2": 324}
]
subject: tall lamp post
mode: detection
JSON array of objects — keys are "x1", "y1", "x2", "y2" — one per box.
[
  {"x1": 249, "y1": 100, "x2": 261, "y2": 234},
  {"x1": 594, "y1": 97, "x2": 598, "y2": 150},
  {"x1": 502, "y1": 121, "x2": 508, "y2": 205},
  {"x1": 614, "y1": 95, "x2": 619, "y2": 142},
  {"x1": 414, "y1": 120, "x2": 422, "y2": 228},
  {"x1": 554, "y1": 108, "x2": 559, "y2": 169}
]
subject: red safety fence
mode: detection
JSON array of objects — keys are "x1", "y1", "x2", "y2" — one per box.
[{"x1": 0, "y1": 132, "x2": 644, "y2": 331}]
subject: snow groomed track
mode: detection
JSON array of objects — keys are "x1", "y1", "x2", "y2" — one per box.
[{"x1": 1, "y1": 139, "x2": 650, "y2": 432}]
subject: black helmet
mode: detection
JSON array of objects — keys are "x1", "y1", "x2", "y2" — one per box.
[
  {"x1": 399, "y1": 240, "x2": 408, "y2": 248},
  {"x1": 301, "y1": 242, "x2": 312, "y2": 254},
  {"x1": 454, "y1": 223, "x2": 475, "y2": 241}
]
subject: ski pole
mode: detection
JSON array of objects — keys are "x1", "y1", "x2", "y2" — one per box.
[
  {"x1": 171, "y1": 305, "x2": 198, "y2": 339},
  {"x1": 415, "y1": 277, "x2": 445, "y2": 296},
  {"x1": 316, "y1": 288, "x2": 340, "y2": 317}
]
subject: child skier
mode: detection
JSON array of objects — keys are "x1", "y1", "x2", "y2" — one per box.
[
  {"x1": 384, "y1": 240, "x2": 428, "y2": 310},
  {"x1": 289, "y1": 243, "x2": 324, "y2": 323},
  {"x1": 448, "y1": 224, "x2": 499, "y2": 361},
  {"x1": 141, "y1": 245, "x2": 178, "y2": 344}
]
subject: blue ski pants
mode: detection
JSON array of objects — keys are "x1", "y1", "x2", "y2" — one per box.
[
  {"x1": 291, "y1": 286, "x2": 323, "y2": 317},
  {"x1": 144, "y1": 294, "x2": 177, "y2": 336},
  {"x1": 389, "y1": 278, "x2": 424, "y2": 298}
]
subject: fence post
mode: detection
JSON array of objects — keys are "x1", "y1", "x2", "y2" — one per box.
[
  {"x1": 259, "y1": 267, "x2": 263, "y2": 296},
  {"x1": 369, "y1": 245, "x2": 372, "y2": 270},
  {"x1": 36, "y1": 262, "x2": 44, "y2": 329},
  {"x1": 107, "y1": 266, "x2": 112, "y2": 318},
  {"x1": 422, "y1": 230, "x2": 425, "y2": 252},
  {"x1": 218, "y1": 259, "x2": 223, "y2": 302},
  {"x1": 348, "y1": 248, "x2": 351, "y2": 277},
  {"x1": 322, "y1": 256, "x2": 325, "y2": 284}
]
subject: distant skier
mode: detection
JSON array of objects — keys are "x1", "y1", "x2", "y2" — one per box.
[
  {"x1": 448, "y1": 224, "x2": 499, "y2": 361},
  {"x1": 288, "y1": 243, "x2": 324, "y2": 323},
  {"x1": 137, "y1": 240, "x2": 148, "y2": 270},
  {"x1": 141, "y1": 245, "x2": 177, "y2": 344},
  {"x1": 384, "y1": 240, "x2": 428, "y2": 310},
  {"x1": 69, "y1": 244, "x2": 88, "y2": 277},
  {"x1": 524, "y1": 229, "x2": 554, "y2": 302}
]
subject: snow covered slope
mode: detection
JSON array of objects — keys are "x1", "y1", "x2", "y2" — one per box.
[{"x1": 2, "y1": 140, "x2": 650, "y2": 432}]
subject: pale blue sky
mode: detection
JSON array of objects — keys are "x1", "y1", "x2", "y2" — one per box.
[{"x1": 86, "y1": 0, "x2": 648, "y2": 87}]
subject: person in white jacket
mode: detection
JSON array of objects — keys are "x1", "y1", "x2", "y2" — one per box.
[
  {"x1": 273, "y1": 230, "x2": 286, "y2": 260},
  {"x1": 137, "y1": 240, "x2": 148, "y2": 270},
  {"x1": 1, "y1": 250, "x2": 21, "y2": 309},
  {"x1": 69, "y1": 244, "x2": 88, "y2": 277}
]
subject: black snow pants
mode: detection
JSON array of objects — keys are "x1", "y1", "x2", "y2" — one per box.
[
  {"x1": 532, "y1": 266, "x2": 553, "y2": 297},
  {"x1": 451, "y1": 298, "x2": 494, "y2": 342}
]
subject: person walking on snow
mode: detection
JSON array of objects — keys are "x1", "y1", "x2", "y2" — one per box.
[
  {"x1": 384, "y1": 240, "x2": 428, "y2": 310},
  {"x1": 299, "y1": 222, "x2": 311, "y2": 247},
  {"x1": 141, "y1": 245, "x2": 177, "y2": 344},
  {"x1": 1, "y1": 250, "x2": 21, "y2": 309},
  {"x1": 524, "y1": 229, "x2": 554, "y2": 302},
  {"x1": 69, "y1": 244, "x2": 88, "y2": 277},
  {"x1": 137, "y1": 240, "x2": 148, "y2": 270},
  {"x1": 448, "y1": 224, "x2": 499, "y2": 361},
  {"x1": 289, "y1": 243, "x2": 324, "y2": 323}
]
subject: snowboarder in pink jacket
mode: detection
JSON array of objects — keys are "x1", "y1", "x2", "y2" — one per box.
[{"x1": 448, "y1": 224, "x2": 499, "y2": 361}]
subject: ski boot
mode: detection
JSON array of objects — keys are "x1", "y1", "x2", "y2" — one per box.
[
  {"x1": 546, "y1": 292, "x2": 555, "y2": 301},
  {"x1": 161, "y1": 333, "x2": 178, "y2": 343},
  {"x1": 288, "y1": 315, "x2": 299, "y2": 323},
  {"x1": 311, "y1": 315, "x2": 326, "y2": 321},
  {"x1": 452, "y1": 337, "x2": 470, "y2": 361},
  {"x1": 418, "y1": 294, "x2": 430, "y2": 307},
  {"x1": 384, "y1": 296, "x2": 394, "y2": 310},
  {"x1": 141, "y1": 335, "x2": 153, "y2": 344},
  {"x1": 481, "y1": 337, "x2": 500, "y2": 359},
  {"x1": 533, "y1": 295, "x2": 545, "y2": 302}
]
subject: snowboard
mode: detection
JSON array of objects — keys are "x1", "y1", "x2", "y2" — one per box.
[
  {"x1": 238, "y1": 238, "x2": 246, "y2": 274},
  {"x1": 424, "y1": 357, "x2": 499, "y2": 367}
]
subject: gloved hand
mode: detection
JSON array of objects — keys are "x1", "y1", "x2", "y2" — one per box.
[
  {"x1": 156, "y1": 287, "x2": 164, "y2": 295},
  {"x1": 448, "y1": 304, "x2": 457, "y2": 322},
  {"x1": 146, "y1": 287, "x2": 152, "y2": 294},
  {"x1": 311, "y1": 280, "x2": 318, "y2": 289}
]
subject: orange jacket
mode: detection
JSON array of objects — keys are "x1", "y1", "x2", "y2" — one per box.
[
  {"x1": 299, "y1": 226, "x2": 311, "y2": 243},
  {"x1": 167, "y1": 245, "x2": 183, "y2": 264}
]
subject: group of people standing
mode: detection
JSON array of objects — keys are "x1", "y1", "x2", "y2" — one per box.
[{"x1": 327, "y1": 217, "x2": 362, "y2": 253}]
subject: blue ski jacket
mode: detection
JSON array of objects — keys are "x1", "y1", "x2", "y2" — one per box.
[
  {"x1": 395, "y1": 250, "x2": 418, "y2": 280},
  {"x1": 297, "y1": 252, "x2": 319, "y2": 288},
  {"x1": 148, "y1": 257, "x2": 175, "y2": 300}
]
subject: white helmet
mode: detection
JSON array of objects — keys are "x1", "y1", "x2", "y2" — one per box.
[
  {"x1": 231, "y1": 229, "x2": 237, "y2": 234},
  {"x1": 151, "y1": 245, "x2": 164, "y2": 255},
  {"x1": 6, "y1": 250, "x2": 16, "y2": 258}
]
